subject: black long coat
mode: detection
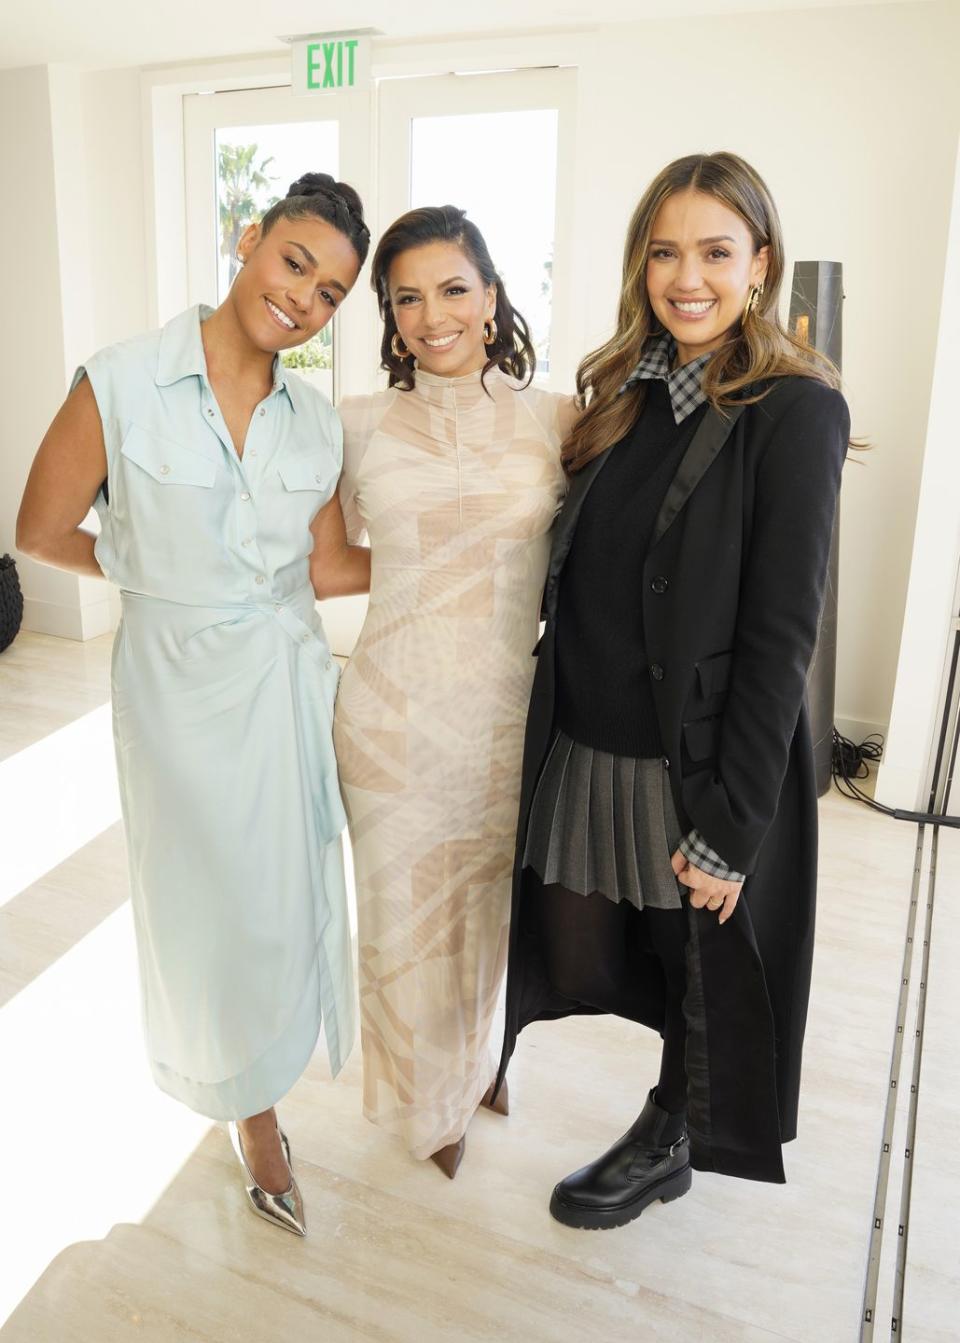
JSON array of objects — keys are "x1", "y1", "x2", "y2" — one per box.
[{"x1": 496, "y1": 376, "x2": 851, "y2": 1183}]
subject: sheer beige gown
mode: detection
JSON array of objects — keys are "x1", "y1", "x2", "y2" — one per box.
[{"x1": 334, "y1": 366, "x2": 572, "y2": 1159}]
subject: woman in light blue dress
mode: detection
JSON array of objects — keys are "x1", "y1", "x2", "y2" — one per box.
[{"x1": 17, "y1": 173, "x2": 371, "y2": 1237}]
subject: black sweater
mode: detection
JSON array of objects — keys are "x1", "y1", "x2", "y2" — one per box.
[{"x1": 555, "y1": 379, "x2": 707, "y2": 757}]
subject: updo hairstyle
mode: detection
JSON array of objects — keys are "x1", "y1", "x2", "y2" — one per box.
[{"x1": 260, "y1": 172, "x2": 370, "y2": 265}]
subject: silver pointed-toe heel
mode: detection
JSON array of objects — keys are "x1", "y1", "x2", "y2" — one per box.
[{"x1": 228, "y1": 1121, "x2": 306, "y2": 1237}]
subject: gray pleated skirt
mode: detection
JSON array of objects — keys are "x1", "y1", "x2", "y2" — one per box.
[{"x1": 523, "y1": 730, "x2": 683, "y2": 911}]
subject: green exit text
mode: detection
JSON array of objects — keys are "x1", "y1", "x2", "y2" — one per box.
[{"x1": 306, "y1": 39, "x2": 359, "y2": 90}]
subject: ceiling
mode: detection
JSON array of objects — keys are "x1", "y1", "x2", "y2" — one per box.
[{"x1": 0, "y1": 0, "x2": 936, "y2": 73}]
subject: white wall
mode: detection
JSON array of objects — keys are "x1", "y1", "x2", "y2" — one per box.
[
  {"x1": 73, "y1": 66, "x2": 147, "y2": 637},
  {"x1": 81, "y1": 69, "x2": 149, "y2": 352},
  {"x1": 0, "y1": 66, "x2": 83, "y2": 638},
  {"x1": 2, "y1": 1, "x2": 958, "y2": 752},
  {"x1": 0, "y1": 64, "x2": 146, "y2": 639},
  {"x1": 563, "y1": 2, "x2": 960, "y2": 744}
]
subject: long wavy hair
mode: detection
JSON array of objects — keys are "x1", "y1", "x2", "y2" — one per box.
[
  {"x1": 370, "y1": 205, "x2": 536, "y2": 392},
  {"x1": 563, "y1": 152, "x2": 841, "y2": 472}
]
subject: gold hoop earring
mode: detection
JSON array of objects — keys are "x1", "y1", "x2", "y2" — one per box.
[
  {"x1": 483, "y1": 318, "x2": 498, "y2": 346},
  {"x1": 742, "y1": 282, "x2": 764, "y2": 323},
  {"x1": 391, "y1": 331, "x2": 410, "y2": 360}
]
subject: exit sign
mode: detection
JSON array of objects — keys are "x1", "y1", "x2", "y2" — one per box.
[{"x1": 292, "y1": 35, "x2": 371, "y2": 94}]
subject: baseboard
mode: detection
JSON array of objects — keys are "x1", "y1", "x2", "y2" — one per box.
[
  {"x1": 834, "y1": 715, "x2": 888, "y2": 747},
  {"x1": 21, "y1": 595, "x2": 119, "y2": 642},
  {"x1": 21, "y1": 597, "x2": 85, "y2": 640},
  {"x1": 874, "y1": 761, "x2": 924, "y2": 810}
]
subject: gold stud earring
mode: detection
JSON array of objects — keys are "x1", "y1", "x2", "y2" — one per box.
[
  {"x1": 483, "y1": 318, "x2": 498, "y2": 345},
  {"x1": 391, "y1": 331, "x2": 410, "y2": 360}
]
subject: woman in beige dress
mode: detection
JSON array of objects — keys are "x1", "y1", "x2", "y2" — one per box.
[{"x1": 328, "y1": 207, "x2": 574, "y2": 1176}]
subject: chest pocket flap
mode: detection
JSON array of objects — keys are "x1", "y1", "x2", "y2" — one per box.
[
  {"x1": 120, "y1": 424, "x2": 216, "y2": 487},
  {"x1": 278, "y1": 452, "x2": 338, "y2": 494},
  {"x1": 695, "y1": 650, "x2": 733, "y2": 698}
]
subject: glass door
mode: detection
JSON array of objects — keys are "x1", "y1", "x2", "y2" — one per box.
[
  {"x1": 377, "y1": 67, "x2": 577, "y2": 389},
  {"x1": 181, "y1": 69, "x2": 576, "y2": 655},
  {"x1": 219, "y1": 118, "x2": 337, "y2": 398},
  {"x1": 183, "y1": 84, "x2": 376, "y2": 406},
  {"x1": 183, "y1": 84, "x2": 375, "y2": 655}
]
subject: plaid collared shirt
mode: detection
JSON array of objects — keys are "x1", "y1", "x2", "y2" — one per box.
[
  {"x1": 617, "y1": 334, "x2": 744, "y2": 883},
  {"x1": 679, "y1": 830, "x2": 745, "y2": 885},
  {"x1": 618, "y1": 333, "x2": 712, "y2": 425}
]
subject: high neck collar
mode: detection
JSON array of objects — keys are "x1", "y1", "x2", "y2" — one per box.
[
  {"x1": 414, "y1": 365, "x2": 488, "y2": 389},
  {"x1": 411, "y1": 363, "x2": 502, "y2": 404}
]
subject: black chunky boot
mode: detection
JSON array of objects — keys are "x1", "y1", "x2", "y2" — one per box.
[{"x1": 549, "y1": 1088, "x2": 691, "y2": 1230}]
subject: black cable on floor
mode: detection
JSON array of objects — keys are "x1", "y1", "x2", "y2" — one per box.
[{"x1": 831, "y1": 727, "x2": 960, "y2": 828}]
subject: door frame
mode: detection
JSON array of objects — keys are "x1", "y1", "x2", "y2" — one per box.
[
  {"x1": 141, "y1": 32, "x2": 589, "y2": 394},
  {"x1": 377, "y1": 66, "x2": 578, "y2": 393},
  {"x1": 182, "y1": 82, "x2": 377, "y2": 406}
]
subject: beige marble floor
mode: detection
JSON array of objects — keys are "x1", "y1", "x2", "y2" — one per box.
[
  {"x1": 0, "y1": 630, "x2": 113, "y2": 762},
  {"x1": 0, "y1": 630, "x2": 957, "y2": 1343}
]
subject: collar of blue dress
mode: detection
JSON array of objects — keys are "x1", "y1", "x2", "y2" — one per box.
[{"x1": 155, "y1": 304, "x2": 294, "y2": 410}]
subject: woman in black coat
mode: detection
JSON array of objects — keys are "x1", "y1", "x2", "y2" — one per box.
[{"x1": 494, "y1": 151, "x2": 851, "y2": 1229}]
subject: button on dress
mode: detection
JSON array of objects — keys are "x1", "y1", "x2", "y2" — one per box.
[
  {"x1": 76, "y1": 305, "x2": 354, "y2": 1120},
  {"x1": 334, "y1": 367, "x2": 571, "y2": 1159}
]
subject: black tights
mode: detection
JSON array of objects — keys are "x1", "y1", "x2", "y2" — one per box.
[{"x1": 531, "y1": 877, "x2": 689, "y2": 1115}]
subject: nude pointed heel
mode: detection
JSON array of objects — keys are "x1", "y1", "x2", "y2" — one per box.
[{"x1": 430, "y1": 1136, "x2": 466, "y2": 1180}]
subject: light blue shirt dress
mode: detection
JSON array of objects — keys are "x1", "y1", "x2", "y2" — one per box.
[{"x1": 75, "y1": 305, "x2": 355, "y2": 1119}]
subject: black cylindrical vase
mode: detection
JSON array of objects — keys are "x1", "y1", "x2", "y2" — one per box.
[{"x1": 789, "y1": 261, "x2": 843, "y2": 797}]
